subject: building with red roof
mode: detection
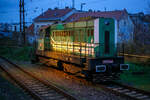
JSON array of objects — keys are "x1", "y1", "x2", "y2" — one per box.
[
  {"x1": 30, "y1": 8, "x2": 134, "y2": 44},
  {"x1": 33, "y1": 7, "x2": 77, "y2": 34},
  {"x1": 65, "y1": 9, "x2": 128, "y2": 22}
]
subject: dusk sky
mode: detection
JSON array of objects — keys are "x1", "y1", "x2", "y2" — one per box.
[{"x1": 0, "y1": 0, "x2": 149, "y2": 23}]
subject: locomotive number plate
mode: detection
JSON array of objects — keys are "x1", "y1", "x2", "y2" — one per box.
[{"x1": 102, "y1": 60, "x2": 113, "y2": 64}]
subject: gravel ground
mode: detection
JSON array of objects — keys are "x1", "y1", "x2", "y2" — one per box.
[
  {"x1": 16, "y1": 61, "x2": 131, "y2": 100},
  {"x1": 0, "y1": 69, "x2": 32, "y2": 100}
]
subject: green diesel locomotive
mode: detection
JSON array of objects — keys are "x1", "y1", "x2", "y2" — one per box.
[{"x1": 36, "y1": 17, "x2": 129, "y2": 81}]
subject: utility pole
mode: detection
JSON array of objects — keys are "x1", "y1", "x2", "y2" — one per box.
[
  {"x1": 104, "y1": 7, "x2": 107, "y2": 12},
  {"x1": 72, "y1": 0, "x2": 75, "y2": 8},
  {"x1": 19, "y1": 0, "x2": 26, "y2": 45}
]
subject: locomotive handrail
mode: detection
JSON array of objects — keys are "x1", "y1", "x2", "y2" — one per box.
[
  {"x1": 40, "y1": 36, "x2": 124, "y2": 58},
  {"x1": 49, "y1": 41, "x2": 120, "y2": 58}
]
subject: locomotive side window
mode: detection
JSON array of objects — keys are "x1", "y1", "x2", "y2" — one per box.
[
  {"x1": 91, "y1": 29, "x2": 94, "y2": 43},
  {"x1": 88, "y1": 29, "x2": 90, "y2": 37},
  {"x1": 105, "y1": 31, "x2": 110, "y2": 54},
  {"x1": 91, "y1": 29, "x2": 94, "y2": 36},
  {"x1": 87, "y1": 29, "x2": 90, "y2": 43},
  {"x1": 80, "y1": 29, "x2": 83, "y2": 42},
  {"x1": 74, "y1": 30, "x2": 78, "y2": 42},
  {"x1": 53, "y1": 32, "x2": 54, "y2": 37}
]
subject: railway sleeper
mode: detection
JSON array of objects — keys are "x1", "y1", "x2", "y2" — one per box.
[
  {"x1": 136, "y1": 95, "x2": 149, "y2": 99},
  {"x1": 42, "y1": 95, "x2": 65, "y2": 100},
  {"x1": 129, "y1": 93, "x2": 144, "y2": 97},
  {"x1": 118, "y1": 89, "x2": 130, "y2": 93}
]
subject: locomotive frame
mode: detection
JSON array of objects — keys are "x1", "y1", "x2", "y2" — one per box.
[{"x1": 36, "y1": 17, "x2": 129, "y2": 82}]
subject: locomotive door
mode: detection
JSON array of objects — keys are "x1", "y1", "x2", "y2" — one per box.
[
  {"x1": 99, "y1": 18, "x2": 115, "y2": 57},
  {"x1": 104, "y1": 31, "x2": 110, "y2": 54}
]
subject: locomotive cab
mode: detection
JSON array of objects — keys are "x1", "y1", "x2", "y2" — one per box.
[{"x1": 87, "y1": 18, "x2": 129, "y2": 77}]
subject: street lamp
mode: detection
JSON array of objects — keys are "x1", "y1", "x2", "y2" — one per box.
[{"x1": 81, "y1": 3, "x2": 86, "y2": 11}]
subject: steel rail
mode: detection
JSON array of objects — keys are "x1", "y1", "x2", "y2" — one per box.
[
  {"x1": 34, "y1": 56, "x2": 150, "y2": 100},
  {"x1": 96, "y1": 81, "x2": 150, "y2": 100},
  {"x1": 29, "y1": 57, "x2": 150, "y2": 100},
  {"x1": 0, "y1": 56, "x2": 78, "y2": 100},
  {"x1": 1, "y1": 56, "x2": 150, "y2": 100},
  {"x1": 35, "y1": 60, "x2": 150, "y2": 100},
  {"x1": 13, "y1": 59, "x2": 150, "y2": 100}
]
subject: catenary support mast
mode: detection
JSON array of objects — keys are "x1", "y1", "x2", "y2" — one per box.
[{"x1": 19, "y1": 0, "x2": 26, "y2": 45}]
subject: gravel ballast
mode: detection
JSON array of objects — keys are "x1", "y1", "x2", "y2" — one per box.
[
  {"x1": 0, "y1": 69, "x2": 32, "y2": 100},
  {"x1": 17, "y1": 61, "x2": 130, "y2": 100}
]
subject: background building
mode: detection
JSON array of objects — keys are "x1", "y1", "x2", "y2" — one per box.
[
  {"x1": 66, "y1": 9, "x2": 134, "y2": 43},
  {"x1": 129, "y1": 12, "x2": 150, "y2": 44},
  {"x1": 27, "y1": 8, "x2": 135, "y2": 44},
  {"x1": 33, "y1": 7, "x2": 77, "y2": 34}
]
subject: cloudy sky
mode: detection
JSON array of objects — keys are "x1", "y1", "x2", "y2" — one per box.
[{"x1": 0, "y1": 0, "x2": 149, "y2": 23}]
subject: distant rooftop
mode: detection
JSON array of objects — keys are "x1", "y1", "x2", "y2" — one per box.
[
  {"x1": 65, "y1": 9, "x2": 128, "y2": 22},
  {"x1": 34, "y1": 8, "x2": 74, "y2": 22}
]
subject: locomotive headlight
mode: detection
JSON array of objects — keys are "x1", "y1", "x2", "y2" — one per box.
[
  {"x1": 104, "y1": 20, "x2": 110, "y2": 26},
  {"x1": 96, "y1": 65, "x2": 106, "y2": 72},
  {"x1": 120, "y1": 64, "x2": 129, "y2": 70}
]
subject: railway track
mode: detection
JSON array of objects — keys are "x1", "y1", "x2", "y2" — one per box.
[
  {"x1": 14, "y1": 61, "x2": 150, "y2": 100},
  {"x1": 16, "y1": 61, "x2": 150, "y2": 100},
  {"x1": 96, "y1": 81, "x2": 150, "y2": 100},
  {"x1": 41, "y1": 62, "x2": 150, "y2": 100},
  {"x1": 1, "y1": 57, "x2": 150, "y2": 100},
  {"x1": 0, "y1": 57, "x2": 78, "y2": 100}
]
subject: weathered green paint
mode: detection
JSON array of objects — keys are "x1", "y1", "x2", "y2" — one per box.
[
  {"x1": 42, "y1": 18, "x2": 116, "y2": 58},
  {"x1": 56, "y1": 24, "x2": 64, "y2": 30},
  {"x1": 51, "y1": 27, "x2": 94, "y2": 43},
  {"x1": 99, "y1": 18, "x2": 115, "y2": 57},
  {"x1": 65, "y1": 20, "x2": 94, "y2": 28}
]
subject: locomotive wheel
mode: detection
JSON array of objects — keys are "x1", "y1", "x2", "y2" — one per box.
[
  {"x1": 31, "y1": 55, "x2": 39, "y2": 64},
  {"x1": 57, "y1": 61, "x2": 63, "y2": 70},
  {"x1": 81, "y1": 70, "x2": 93, "y2": 81}
]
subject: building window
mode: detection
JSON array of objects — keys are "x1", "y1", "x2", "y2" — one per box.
[{"x1": 14, "y1": 26, "x2": 17, "y2": 32}]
